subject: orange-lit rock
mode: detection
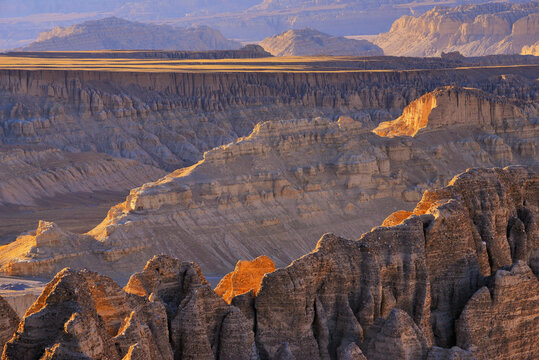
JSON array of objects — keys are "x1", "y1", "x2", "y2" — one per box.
[
  {"x1": 381, "y1": 210, "x2": 413, "y2": 227},
  {"x1": 2, "y1": 268, "x2": 173, "y2": 360},
  {"x1": 2, "y1": 166, "x2": 538, "y2": 360},
  {"x1": 1, "y1": 84, "x2": 537, "y2": 280},
  {"x1": 215, "y1": 255, "x2": 276, "y2": 303},
  {"x1": 373, "y1": 86, "x2": 525, "y2": 138}
]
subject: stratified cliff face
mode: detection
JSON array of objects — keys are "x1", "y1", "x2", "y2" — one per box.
[
  {"x1": 3, "y1": 166, "x2": 538, "y2": 360},
  {"x1": 1, "y1": 64, "x2": 537, "y2": 171},
  {"x1": 0, "y1": 145, "x2": 165, "y2": 206},
  {"x1": 20, "y1": 17, "x2": 241, "y2": 51},
  {"x1": 0, "y1": 86, "x2": 536, "y2": 280},
  {"x1": 373, "y1": 86, "x2": 525, "y2": 138},
  {"x1": 259, "y1": 28, "x2": 383, "y2": 56},
  {"x1": 376, "y1": 1, "x2": 539, "y2": 56}
]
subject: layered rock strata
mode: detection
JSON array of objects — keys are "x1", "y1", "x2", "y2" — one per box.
[
  {"x1": 0, "y1": 145, "x2": 165, "y2": 206},
  {"x1": 0, "y1": 86, "x2": 537, "y2": 280},
  {"x1": 1, "y1": 63, "x2": 537, "y2": 170},
  {"x1": 3, "y1": 166, "x2": 538, "y2": 360},
  {"x1": 373, "y1": 86, "x2": 526, "y2": 138},
  {"x1": 376, "y1": 1, "x2": 539, "y2": 56}
]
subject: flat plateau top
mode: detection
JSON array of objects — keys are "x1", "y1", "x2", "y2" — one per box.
[{"x1": 0, "y1": 54, "x2": 538, "y2": 73}]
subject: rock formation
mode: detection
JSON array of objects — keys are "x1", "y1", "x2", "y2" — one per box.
[
  {"x1": 375, "y1": 1, "x2": 539, "y2": 56},
  {"x1": 0, "y1": 145, "x2": 165, "y2": 206},
  {"x1": 124, "y1": 255, "x2": 258, "y2": 360},
  {"x1": 259, "y1": 28, "x2": 383, "y2": 56},
  {"x1": 20, "y1": 17, "x2": 241, "y2": 51},
  {"x1": 2, "y1": 267, "x2": 174, "y2": 360},
  {"x1": 456, "y1": 261, "x2": 539, "y2": 360},
  {"x1": 0, "y1": 86, "x2": 537, "y2": 281},
  {"x1": 0, "y1": 60, "x2": 537, "y2": 171},
  {"x1": 2, "y1": 166, "x2": 537, "y2": 360},
  {"x1": 0, "y1": 295, "x2": 18, "y2": 350},
  {"x1": 521, "y1": 41, "x2": 539, "y2": 56},
  {"x1": 373, "y1": 86, "x2": 525, "y2": 138},
  {"x1": 215, "y1": 256, "x2": 276, "y2": 303}
]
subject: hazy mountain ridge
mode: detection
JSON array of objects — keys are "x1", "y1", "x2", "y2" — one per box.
[
  {"x1": 376, "y1": 1, "x2": 539, "y2": 56},
  {"x1": 259, "y1": 28, "x2": 383, "y2": 56},
  {"x1": 20, "y1": 17, "x2": 241, "y2": 51},
  {"x1": 0, "y1": 0, "x2": 524, "y2": 50}
]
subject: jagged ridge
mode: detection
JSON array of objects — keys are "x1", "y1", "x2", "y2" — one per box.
[
  {"x1": 1, "y1": 166, "x2": 538, "y2": 360},
  {"x1": 0, "y1": 86, "x2": 537, "y2": 280}
]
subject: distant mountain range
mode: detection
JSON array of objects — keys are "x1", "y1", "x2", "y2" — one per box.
[
  {"x1": 0, "y1": 0, "x2": 525, "y2": 51},
  {"x1": 260, "y1": 28, "x2": 383, "y2": 56},
  {"x1": 20, "y1": 17, "x2": 241, "y2": 51},
  {"x1": 375, "y1": 1, "x2": 539, "y2": 56}
]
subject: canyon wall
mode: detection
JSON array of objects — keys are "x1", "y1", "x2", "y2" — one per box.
[
  {"x1": 0, "y1": 86, "x2": 537, "y2": 280},
  {"x1": 2, "y1": 166, "x2": 537, "y2": 360},
  {"x1": 0, "y1": 145, "x2": 165, "y2": 206},
  {"x1": 1, "y1": 64, "x2": 538, "y2": 171}
]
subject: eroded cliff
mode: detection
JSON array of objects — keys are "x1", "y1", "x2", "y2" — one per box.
[
  {"x1": 1, "y1": 62, "x2": 537, "y2": 171},
  {"x1": 373, "y1": 86, "x2": 526, "y2": 138},
  {"x1": 3, "y1": 166, "x2": 537, "y2": 360},
  {"x1": 0, "y1": 86, "x2": 537, "y2": 280}
]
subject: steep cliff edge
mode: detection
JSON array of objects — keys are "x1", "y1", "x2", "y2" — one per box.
[
  {"x1": 373, "y1": 86, "x2": 525, "y2": 138},
  {"x1": 3, "y1": 166, "x2": 538, "y2": 360},
  {"x1": 0, "y1": 86, "x2": 537, "y2": 280},
  {"x1": 375, "y1": 1, "x2": 539, "y2": 56},
  {"x1": 1, "y1": 64, "x2": 537, "y2": 171}
]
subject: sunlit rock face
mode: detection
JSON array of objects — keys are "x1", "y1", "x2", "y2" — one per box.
[
  {"x1": 3, "y1": 166, "x2": 537, "y2": 360},
  {"x1": 375, "y1": 1, "x2": 539, "y2": 56},
  {"x1": 2, "y1": 268, "x2": 174, "y2": 360},
  {"x1": 259, "y1": 28, "x2": 383, "y2": 56},
  {"x1": 0, "y1": 62, "x2": 537, "y2": 172},
  {"x1": 373, "y1": 86, "x2": 525, "y2": 138},
  {"x1": 214, "y1": 255, "x2": 276, "y2": 303},
  {"x1": 0, "y1": 85, "x2": 537, "y2": 281}
]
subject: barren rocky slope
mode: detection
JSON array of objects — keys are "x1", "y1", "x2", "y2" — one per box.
[
  {"x1": 376, "y1": 1, "x2": 539, "y2": 56},
  {"x1": 1, "y1": 61, "x2": 537, "y2": 171},
  {"x1": 0, "y1": 145, "x2": 165, "y2": 207},
  {"x1": 0, "y1": 86, "x2": 537, "y2": 281},
  {"x1": 259, "y1": 29, "x2": 383, "y2": 56},
  {"x1": 2, "y1": 166, "x2": 537, "y2": 359},
  {"x1": 20, "y1": 17, "x2": 241, "y2": 51}
]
